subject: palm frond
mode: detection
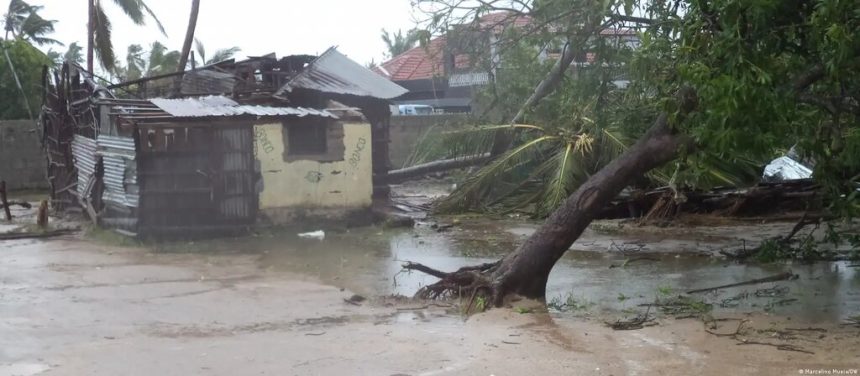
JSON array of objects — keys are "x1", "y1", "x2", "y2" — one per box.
[
  {"x1": 194, "y1": 38, "x2": 205, "y2": 64},
  {"x1": 136, "y1": 0, "x2": 165, "y2": 34},
  {"x1": 110, "y1": 0, "x2": 165, "y2": 35},
  {"x1": 436, "y1": 135, "x2": 558, "y2": 213},
  {"x1": 405, "y1": 124, "x2": 544, "y2": 167},
  {"x1": 540, "y1": 143, "x2": 577, "y2": 215},
  {"x1": 93, "y1": 3, "x2": 115, "y2": 71},
  {"x1": 207, "y1": 47, "x2": 241, "y2": 65},
  {"x1": 110, "y1": 0, "x2": 145, "y2": 25},
  {"x1": 64, "y1": 42, "x2": 84, "y2": 64}
]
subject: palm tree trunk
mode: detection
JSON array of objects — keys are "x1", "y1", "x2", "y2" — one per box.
[
  {"x1": 86, "y1": 0, "x2": 94, "y2": 73},
  {"x1": 404, "y1": 88, "x2": 699, "y2": 304},
  {"x1": 173, "y1": 0, "x2": 200, "y2": 96},
  {"x1": 486, "y1": 113, "x2": 691, "y2": 301}
]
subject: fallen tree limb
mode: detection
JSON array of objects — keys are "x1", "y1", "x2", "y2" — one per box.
[
  {"x1": 382, "y1": 154, "x2": 491, "y2": 183},
  {"x1": 606, "y1": 305, "x2": 656, "y2": 330},
  {"x1": 0, "y1": 229, "x2": 78, "y2": 241},
  {"x1": 736, "y1": 340, "x2": 815, "y2": 355},
  {"x1": 402, "y1": 261, "x2": 450, "y2": 279},
  {"x1": 686, "y1": 272, "x2": 796, "y2": 294},
  {"x1": 0, "y1": 201, "x2": 32, "y2": 209},
  {"x1": 704, "y1": 319, "x2": 815, "y2": 354}
]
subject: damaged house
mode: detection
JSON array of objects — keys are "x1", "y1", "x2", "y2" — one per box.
[{"x1": 41, "y1": 47, "x2": 407, "y2": 236}]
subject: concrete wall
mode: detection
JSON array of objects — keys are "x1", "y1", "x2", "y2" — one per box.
[
  {"x1": 389, "y1": 114, "x2": 472, "y2": 168},
  {"x1": 0, "y1": 120, "x2": 47, "y2": 190},
  {"x1": 253, "y1": 122, "x2": 373, "y2": 221}
]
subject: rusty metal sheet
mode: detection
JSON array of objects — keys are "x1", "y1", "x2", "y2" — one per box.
[
  {"x1": 149, "y1": 96, "x2": 338, "y2": 119},
  {"x1": 276, "y1": 47, "x2": 408, "y2": 100}
]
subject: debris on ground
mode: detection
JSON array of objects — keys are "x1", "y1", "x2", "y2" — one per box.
[
  {"x1": 298, "y1": 230, "x2": 326, "y2": 240},
  {"x1": 686, "y1": 272, "x2": 797, "y2": 294},
  {"x1": 606, "y1": 306, "x2": 656, "y2": 330},
  {"x1": 343, "y1": 294, "x2": 367, "y2": 306},
  {"x1": 0, "y1": 228, "x2": 79, "y2": 240},
  {"x1": 763, "y1": 156, "x2": 813, "y2": 182},
  {"x1": 704, "y1": 319, "x2": 816, "y2": 355},
  {"x1": 383, "y1": 215, "x2": 416, "y2": 229}
]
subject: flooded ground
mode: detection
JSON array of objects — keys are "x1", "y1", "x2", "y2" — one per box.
[
  {"x1": 2, "y1": 193, "x2": 859, "y2": 375},
  {"x1": 164, "y1": 218, "x2": 859, "y2": 324}
]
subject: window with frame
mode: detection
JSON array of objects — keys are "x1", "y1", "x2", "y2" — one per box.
[
  {"x1": 287, "y1": 123, "x2": 327, "y2": 155},
  {"x1": 283, "y1": 118, "x2": 344, "y2": 162}
]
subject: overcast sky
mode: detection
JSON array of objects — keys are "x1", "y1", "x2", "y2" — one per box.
[{"x1": 37, "y1": 0, "x2": 419, "y2": 67}]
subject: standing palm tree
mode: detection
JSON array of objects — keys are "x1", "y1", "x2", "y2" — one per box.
[
  {"x1": 171, "y1": 0, "x2": 198, "y2": 95},
  {"x1": 86, "y1": 0, "x2": 165, "y2": 73},
  {"x1": 381, "y1": 28, "x2": 420, "y2": 58},
  {"x1": 118, "y1": 40, "x2": 179, "y2": 80},
  {"x1": 124, "y1": 43, "x2": 144, "y2": 79},
  {"x1": 3, "y1": 0, "x2": 61, "y2": 45},
  {"x1": 193, "y1": 39, "x2": 240, "y2": 66},
  {"x1": 46, "y1": 42, "x2": 84, "y2": 67}
]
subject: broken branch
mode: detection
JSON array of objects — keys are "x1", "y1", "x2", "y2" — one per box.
[
  {"x1": 0, "y1": 229, "x2": 78, "y2": 241},
  {"x1": 402, "y1": 261, "x2": 450, "y2": 279},
  {"x1": 686, "y1": 272, "x2": 796, "y2": 294}
]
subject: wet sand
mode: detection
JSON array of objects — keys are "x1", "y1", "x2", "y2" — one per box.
[{"x1": 2, "y1": 231, "x2": 859, "y2": 375}]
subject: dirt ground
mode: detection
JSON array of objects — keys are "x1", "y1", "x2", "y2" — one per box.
[{"x1": 2, "y1": 231, "x2": 859, "y2": 376}]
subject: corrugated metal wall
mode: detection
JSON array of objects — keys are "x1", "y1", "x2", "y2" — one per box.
[
  {"x1": 71, "y1": 135, "x2": 97, "y2": 199},
  {"x1": 98, "y1": 135, "x2": 139, "y2": 209},
  {"x1": 214, "y1": 127, "x2": 257, "y2": 220},
  {"x1": 137, "y1": 125, "x2": 257, "y2": 233}
]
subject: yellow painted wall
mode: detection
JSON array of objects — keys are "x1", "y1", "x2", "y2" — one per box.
[{"x1": 254, "y1": 122, "x2": 373, "y2": 210}]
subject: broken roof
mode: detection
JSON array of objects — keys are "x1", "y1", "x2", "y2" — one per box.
[
  {"x1": 275, "y1": 47, "x2": 408, "y2": 100},
  {"x1": 108, "y1": 95, "x2": 338, "y2": 123},
  {"x1": 148, "y1": 96, "x2": 338, "y2": 119}
]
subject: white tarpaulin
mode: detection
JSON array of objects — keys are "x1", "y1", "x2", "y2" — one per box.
[{"x1": 763, "y1": 156, "x2": 812, "y2": 181}]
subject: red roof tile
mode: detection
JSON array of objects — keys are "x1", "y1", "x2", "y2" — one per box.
[
  {"x1": 375, "y1": 37, "x2": 447, "y2": 81},
  {"x1": 375, "y1": 12, "x2": 637, "y2": 82}
]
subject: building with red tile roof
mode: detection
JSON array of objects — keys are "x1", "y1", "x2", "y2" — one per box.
[{"x1": 375, "y1": 12, "x2": 639, "y2": 113}]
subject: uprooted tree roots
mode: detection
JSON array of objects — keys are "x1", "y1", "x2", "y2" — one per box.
[{"x1": 402, "y1": 261, "x2": 502, "y2": 305}]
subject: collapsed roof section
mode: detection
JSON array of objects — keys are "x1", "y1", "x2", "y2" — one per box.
[
  {"x1": 108, "y1": 47, "x2": 407, "y2": 105},
  {"x1": 275, "y1": 47, "x2": 408, "y2": 100}
]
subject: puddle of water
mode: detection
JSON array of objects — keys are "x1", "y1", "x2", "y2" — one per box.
[
  {"x1": 166, "y1": 225, "x2": 860, "y2": 323},
  {"x1": 0, "y1": 363, "x2": 51, "y2": 376}
]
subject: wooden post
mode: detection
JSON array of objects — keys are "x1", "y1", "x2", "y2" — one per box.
[
  {"x1": 0, "y1": 181, "x2": 12, "y2": 221},
  {"x1": 37, "y1": 200, "x2": 49, "y2": 229}
]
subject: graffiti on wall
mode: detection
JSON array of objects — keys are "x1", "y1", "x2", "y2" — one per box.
[
  {"x1": 348, "y1": 137, "x2": 367, "y2": 170},
  {"x1": 254, "y1": 126, "x2": 275, "y2": 156}
]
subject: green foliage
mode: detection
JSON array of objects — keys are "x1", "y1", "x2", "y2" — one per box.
[
  {"x1": 91, "y1": 0, "x2": 165, "y2": 71},
  {"x1": 381, "y1": 28, "x2": 420, "y2": 58},
  {"x1": 514, "y1": 306, "x2": 533, "y2": 314},
  {"x1": 3, "y1": 0, "x2": 61, "y2": 45},
  {"x1": 194, "y1": 39, "x2": 241, "y2": 66},
  {"x1": 656, "y1": 285, "x2": 673, "y2": 298},
  {"x1": 754, "y1": 237, "x2": 833, "y2": 262},
  {"x1": 115, "y1": 41, "x2": 183, "y2": 81},
  {"x1": 548, "y1": 294, "x2": 593, "y2": 312},
  {"x1": 636, "y1": 0, "x2": 860, "y2": 214},
  {"x1": 0, "y1": 38, "x2": 50, "y2": 119},
  {"x1": 415, "y1": 0, "x2": 860, "y2": 220},
  {"x1": 657, "y1": 296, "x2": 713, "y2": 316}
]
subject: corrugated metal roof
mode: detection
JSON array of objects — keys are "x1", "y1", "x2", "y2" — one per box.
[
  {"x1": 277, "y1": 47, "x2": 408, "y2": 100},
  {"x1": 149, "y1": 95, "x2": 338, "y2": 119}
]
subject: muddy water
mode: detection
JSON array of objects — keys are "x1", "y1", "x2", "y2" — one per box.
[{"x1": 159, "y1": 221, "x2": 860, "y2": 324}]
